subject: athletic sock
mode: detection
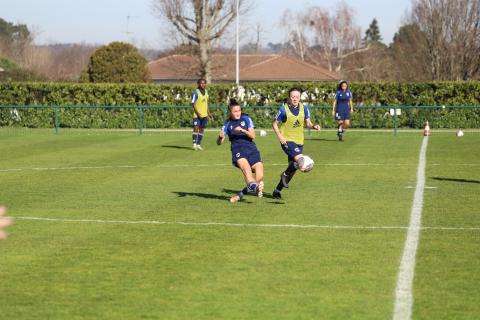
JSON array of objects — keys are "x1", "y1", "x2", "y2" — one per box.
[
  {"x1": 247, "y1": 182, "x2": 258, "y2": 192},
  {"x1": 197, "y1": 133, "x2": 204, "y2": 145},
  {"x1": 192, "y1": 133, "x2": 198, "y2": 145}
]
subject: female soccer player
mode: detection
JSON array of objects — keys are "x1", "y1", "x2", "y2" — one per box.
[
  {"x1": 332, "y1": 80, "x2": 353, "y2": 141},
  {"x1": 217, "y1": 99, "x2": 264, "y2": 203},
  {"x1": 192, "y1": 78, "x2": 212, "y2": 150},
  {"x1": 272, "y1": 87, "x2": 320, "y2": 199}
]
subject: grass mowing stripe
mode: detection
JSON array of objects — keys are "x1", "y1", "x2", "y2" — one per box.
[{"x1": 393, "y1": 136, "x2": 429, "y2": 320}]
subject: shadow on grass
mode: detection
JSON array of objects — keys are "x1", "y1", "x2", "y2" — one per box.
[
  {"x1": 222, "y1": 188, "x2": 285, "y2": 204},
  {"x1": 173, "y1": 191, "x2": 251, "y2": 203},
  {"x1": 161, "y1": 145, "x2": 193, "y2": 150},
  {"x1": 431, "y1": 177, "x2": 480, "y2": 184}
]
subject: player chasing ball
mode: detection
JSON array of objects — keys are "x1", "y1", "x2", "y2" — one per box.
[
  {"x1": 272, "y1": 87, "x2": 320, "y2": 199},
  {"x1": 332, "y1": 80, "x2": 353, "y2": 142},
  {"x1": 191, "y1": 78, "x2": 213, "y2": 150},
  {"x1": 217, "y1": 99, "x2": 264, "y2": 203}
]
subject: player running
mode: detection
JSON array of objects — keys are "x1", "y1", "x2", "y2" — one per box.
[
  {"x1": 272, "y1": 87, "x2": 320, "y2": 199},
  {"x1": 332, "y1": 80, "x2": 353, "y2": 141},
  {"x1": 217, "y1": 99, "x2": 264, "y2": 203},
  {"x1": 191, "y1": 78, "x2": 212, "y2": 150}
]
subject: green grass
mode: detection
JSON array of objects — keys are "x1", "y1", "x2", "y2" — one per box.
[{"x1": 0, "y1": 129, "x2": 478, "y2": 319}]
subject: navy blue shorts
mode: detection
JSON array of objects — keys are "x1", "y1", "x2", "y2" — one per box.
[
  {"x1": 193, "y1": 117, "x2": 208, "y2": 128},
  {"x1": 232, "y1": 146, "x2": 262, "y2": 168},
  {"x1": 281, "y1": 141, "x2": 303, "y2": 162},
  {"x1": 335, "y1": 112, "x2": 350, "y2": 121}
]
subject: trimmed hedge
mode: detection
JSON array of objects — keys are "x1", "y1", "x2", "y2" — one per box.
[{"x1": 0, "y1": 81, "x2": 479, "y2": 128}]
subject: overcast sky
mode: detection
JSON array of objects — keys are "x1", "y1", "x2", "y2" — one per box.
[{"x1": 2, "y1": 0, "x2": 411, "y2": 49}]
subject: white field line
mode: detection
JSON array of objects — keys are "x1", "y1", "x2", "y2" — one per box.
[
  {"x1": 13, "y1": 216, "x2": 480, "y2": 231},
  {"x1": 393, "y1": 136, "x2": 429, "y2": 320},
  {"x1": 0, "y1": 163, "x2": 451, "y2": 173}
]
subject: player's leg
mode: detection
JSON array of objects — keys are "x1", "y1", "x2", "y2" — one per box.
[
  {"x1": 273, "y1": 143, "x2": 302, "y2": 199},
  {"x1": 196, "y1": 118, "x2": 207, "y2": 150},
  {"x1": 344, "y1": 119, "x2": 351, "y2": 129},
  {"x1": 252, "y1": 162, "x2": 264, "y2": 198},
  {"x1": 337, "y1": 119, "x2": 344, "y2": 141},
  {"x1": 192, "y1": 118, "x2": 200, "y2": 150},
  {"x1": 230, "y1": 158, "x2": 258, "y2": 203}
]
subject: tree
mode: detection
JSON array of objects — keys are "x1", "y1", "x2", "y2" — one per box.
[
  {"x1": 410, "y1": 0, "x2": 480, "y2": 80},
  {"x1": 281, "y1": 9, "x2": 309, "y2": 61},
  {"x1": 87, "y1": 42, "x2": 147, "y2": 83},
  {"x1": 390, "y1": 24, "x2": 430, "y2": 81},
  {"x1": 152, "y1": 0, "x2": 250, "y2": 82},
  {"x1": 0, "y1": 17, "x2": 33, "y2": 65},
  {"x1": 305, "y1": 2, "x2": 366, "y2": 73},
  {"x1": 364, "y1": 18, "x2": 382, "y2": 44}
]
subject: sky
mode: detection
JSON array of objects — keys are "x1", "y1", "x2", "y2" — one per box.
[{"x1": 2, "y1": 0, "x2": 411, "y2": 49}]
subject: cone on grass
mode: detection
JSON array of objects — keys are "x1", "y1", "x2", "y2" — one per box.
[{"x1": 423, "y1": 121, "x2": 431, "y2": 136}]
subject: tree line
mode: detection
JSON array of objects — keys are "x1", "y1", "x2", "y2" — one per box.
[{"x1": 1, "y1": 0, "x2": 479, "y2": 83}]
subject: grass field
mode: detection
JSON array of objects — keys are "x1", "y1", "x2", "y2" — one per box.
[{"x1": 0, "y1": 129, "x2": 479, "y2": 319}]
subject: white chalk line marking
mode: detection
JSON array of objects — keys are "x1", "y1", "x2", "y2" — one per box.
[
  {"x1": 5, "y1": 162, "x2": 476, "y2": 173},
  {"x1": 393, "y1": 136, "x2": 429, "y2": 320},
  {"x1": 13, "y1": 216, "x2": 480, "y2": 231}
]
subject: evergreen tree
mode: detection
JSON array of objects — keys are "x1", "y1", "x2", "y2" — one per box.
[{"x1": 364, "y1": 18, "x2": 382, "y2": 44}]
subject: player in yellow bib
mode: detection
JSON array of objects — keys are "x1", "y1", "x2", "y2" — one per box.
[
  {"x1": 272, "y1": 87, "x2": 320, "y2": 199},
  {"x1": 191, "y1": 78, "x2": 212, "y2": 150}
]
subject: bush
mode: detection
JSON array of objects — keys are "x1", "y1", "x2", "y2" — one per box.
[
  {"x1": 87, "y1": 42, "x2": 147, "y2": 83},
  {"x1": 0, "y1": 81, "x2": 479, "y2": 129}
]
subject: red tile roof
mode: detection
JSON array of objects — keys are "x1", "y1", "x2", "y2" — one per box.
[{"x1": 147, "y1": 54, "x2": 339, "y2": 82}]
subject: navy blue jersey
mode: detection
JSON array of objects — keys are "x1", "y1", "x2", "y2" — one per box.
[
  {"x1": 335, "y1": 89, "x2": 352, "y2": 113},
  {"x1": 222, "y1": 115, "x2": 256, "y2": 148},
  {"x1": 275, "y1": 103, "x2": 311, "y2": 122}
]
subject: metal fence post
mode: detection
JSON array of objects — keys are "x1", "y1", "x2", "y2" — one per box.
[
  {"x1": 139, "y1": 107, "x2": 143, "y2": 135},
  {"x1": 393, "y1": 107, "x2": 398, "y2": 136},
  {"x1": 54, "y1": 106, "x2": 59, "y2": 134}
]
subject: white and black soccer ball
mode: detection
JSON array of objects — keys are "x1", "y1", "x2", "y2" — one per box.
[
  {"x1": 259, "y1": 129, "x2": 267, "y2": 137},
  {"x1": 456, "y1": 130, "x2": 464, "y2": 137},
  {"x1": 296, "y1": 155, "x2": 314, "y2": 172}
]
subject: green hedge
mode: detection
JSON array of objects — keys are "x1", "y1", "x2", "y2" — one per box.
[{"x1": 0, "y1": 81, "x2": 479, "y2": 128}]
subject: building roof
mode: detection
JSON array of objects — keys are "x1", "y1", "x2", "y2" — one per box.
[{"x1": 147, "y1": 54, "x2": 339, "y2": 82}]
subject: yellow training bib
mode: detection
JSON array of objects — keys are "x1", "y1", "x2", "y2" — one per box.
[
  {"x1": 280, "y1": 103, "x2": 305, "y2": 145},
  {"x1": 193, "y1": 89, "x2": 209, "y2": 118}
]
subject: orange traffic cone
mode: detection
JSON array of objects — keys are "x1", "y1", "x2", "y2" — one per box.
[{"x1": 423, "y1": 121, "x2": 431, "y2": 136}]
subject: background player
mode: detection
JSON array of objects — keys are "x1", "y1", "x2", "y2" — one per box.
[
  {"x1": 272, "y1": 87, "x2": 320, "y2": 199},
  {"x1": 332, "y1": 80, "x2": 353, "y2": 141},
  {"x1": 192, "y1": 78, "x2": 212, "y2": 150},
  {"x1": 217, "y1": 99, "x2": 264, "y2": 203}
]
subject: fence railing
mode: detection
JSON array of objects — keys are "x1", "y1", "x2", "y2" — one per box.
[{"x1": 1, "y1": 105, "x2": 479, "y2": 136}]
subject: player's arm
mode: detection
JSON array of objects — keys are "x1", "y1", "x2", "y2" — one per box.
[
  {"x1": 304, "y1": 105, "x2": 320, "y2": 131},
  {"x1": 332, "y1": 99, "x2": 337, "y2": 116},
  {"x1": 192, "y1": 92, "x2": 201, "y2": 118},
  {"x1": 349, "y1": 98, "x2": 353, "y2": 113},
  {"x1": 217, "y1": 125, "x2": 227, "y2": 145},
  {"x1": 233, "y1": 126, "x2": 256, "y2": 140},
  {"x1": 272, "y1": 119, "x2": 287, "y2": 145},
  {"x1": 306, "y1": 118, "x2": 321, "y2": 131}
]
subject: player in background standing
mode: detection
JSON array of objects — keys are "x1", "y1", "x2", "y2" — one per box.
[
  {"x1": 332, "y1": 80, "x2": 353, "y2": 142},
  {"x1": 192, "y1": 78, "x2": 212, "y2": 150},
  {"x1": 272, "y1": 87, "x2": 321, "y2": 199}
]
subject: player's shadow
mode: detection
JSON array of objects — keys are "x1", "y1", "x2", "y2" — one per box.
[
  {"x1": 431, "y1": 177, "x2": 480, "y2": 184},
  {"x1": 173, "y1": 191, "x2": 251, "y2": 203},
  {"x1": 162, "y1": 145, "x2": 194, "y2": 150},
  {"x1": 222, "y1": 188, "x2": 285, "y2": 204}
]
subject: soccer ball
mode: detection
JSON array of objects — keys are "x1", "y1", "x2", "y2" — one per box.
[
  {"x1": 456, "y1": 130, "x2": 464, "y2": 137},
  {"x1": 297, "y1": 155, "x2": 314, "y2": 172},
  {"x1": 259, "y1": 129, "x2": 267, "y2": 137}
]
